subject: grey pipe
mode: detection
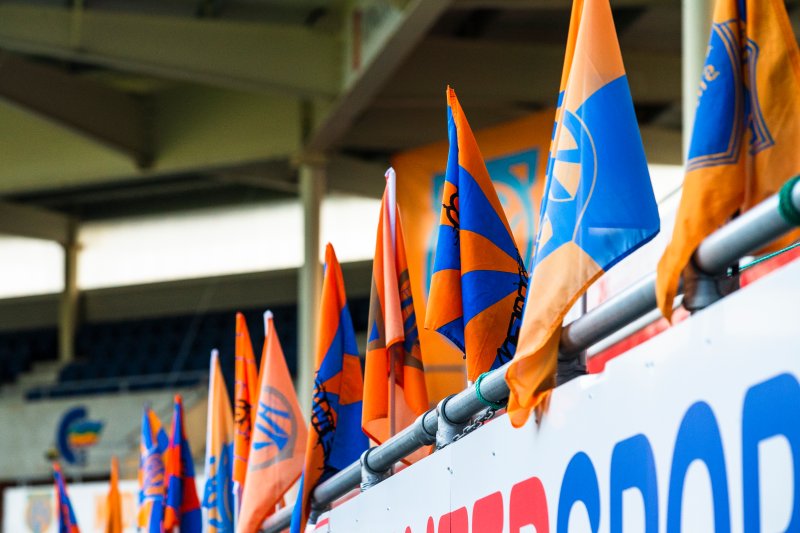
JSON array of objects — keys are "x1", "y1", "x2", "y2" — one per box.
[{"x1": 262, "y1": 181, "x2": 800, "y2": 533}]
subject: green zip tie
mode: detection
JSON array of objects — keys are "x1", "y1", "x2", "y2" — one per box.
[
  {"x1": 778, "y1": 175, "x2": 800, "y2": 227},
  {"x1": 475, "y1": 372, "x2": 505, "y2": 410}
]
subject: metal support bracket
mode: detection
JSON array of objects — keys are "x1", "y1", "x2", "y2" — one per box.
[
  {"x1": 682, "y1": 260, "x2": 739, "y2": 313},
  {"x1": 435, "y1": 395, "x2": 466, "y2": 449},
  {"x1": 360, "y1": 448, "x2": 390, "y2": 492},
  {"x1": 556, "y1": 357, "x2": 587, "y2": 386}
]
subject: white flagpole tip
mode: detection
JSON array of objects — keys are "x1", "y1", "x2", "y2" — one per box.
[
  {"x1": 210, "y1": 348, "x2": 219, "y2": 359},
  {"x1": 263, "y1": 310, "x2": 273, "y2": 335}
]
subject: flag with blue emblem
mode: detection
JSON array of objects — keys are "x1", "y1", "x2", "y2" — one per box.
[
  {"x1": 53, "y1": 463, "x2": 80, "y2": 533},
  {"x1": 505, "y1": 0, "x2": 660, "y2": 427},
  {"x1": 237, "y1": 311, "x2": 306, "y2": 533},
  {"x1": 203, "y1": 350, "x2": 235, "y2": 533},
  {"x1": 657, "y1": 0, "x2": 800, "y2": 320},
  {"x1": 164, "y1": 395, "x2": 202, "y2": 533},
  {"x1": 363, "y1": 168, "x2": 429, "y2": 450},
  {"x1": 138, "y1": 406, "x2": 168, "y2": 532},
  {"x1": 291, "y1": 244, "x2": 369, "y2": 533},
  {"x1": 425, "y1": 88, "x2": 529, "y2": 382}
]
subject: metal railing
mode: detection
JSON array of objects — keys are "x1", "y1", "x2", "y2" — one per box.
[
  {"x1": 262, "y1": 181, "x2": 800, "y2": 532},
  {"x1": 26, "y1": 370, "x2": 209, "y2": 400}
]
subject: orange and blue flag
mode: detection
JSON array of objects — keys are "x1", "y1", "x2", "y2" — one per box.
[
  {"x1": 203, "y1": 349, "x2": 235, "y2": 533},
  {"x1": 233, "y1": 312, "x2": 259, "y2": 514},
  {"x1": 290, "y1": 244, "x2": 369, "y2": 533},
  {"x1": 657, "y1": 0, "x2": 800, "y2": 320},
  {"x1": 53, "y1": 463, "x2": 80, "y2": 533},
  {"x1": 363, "y1": 168, "x2": 429, "y2": 448},
  {"x1": 164, "y1": 395, "x2": 201, "y2": 533},
  {"x1": 425, "y1": 88, "x2": 529, "y2": 382},
  {"x1": 138, "y1": 406, "x2": 168, "y2": 532},
  {"x1": 105, "y1": 456, "x2": 122, "y2": 533},
  {"x1": 237, "y1": 311, "x2": 307, "y2": 533},
  {"x1": 505, "y1": 0, "x2": 659, "y2": 427}
]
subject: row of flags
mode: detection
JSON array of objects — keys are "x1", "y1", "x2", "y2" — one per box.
[{"x1": 51, "y1": 0, "x2": 800, "y2": 530}]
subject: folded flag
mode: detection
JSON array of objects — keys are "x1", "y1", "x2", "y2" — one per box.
[
  {"x1": 425, "y1": 88, "x2": 530, "y2": 381},
  {"x1": 105, "y1": 456, "x2": 122, "y2": 533},
  {"x1": 290, "y1": 244, "x2": 369, "y2": 533},
  {"x1": 53, "y1": 463, "x2": 80, "y2": 533},
  {"x1": 656, "y1": 0, "x2": 800, "y2": 320},
  {"x1": 363, "y1": 168, "x2": 429, "y2": 448},
  {"x1": 237, "y1": 311, "x2": 307, "y2": 533},
  {"x1": 233, "y1": 312, "x2": 259, "y2": 513},
  {"x1": 505, "y1": 0, "x2": 660, "y2": 427},
  {"x1": 138, "y1": 406, "x2": 169, "y2": 532},
  {"x1": 164, "y1": 394, "x2": 202, "y2": 532},
  {"x1": 203, "y1": 349, "x2": 235, "y2": 533}
]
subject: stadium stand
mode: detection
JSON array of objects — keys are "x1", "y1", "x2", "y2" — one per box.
[{"x1": 20, "y1": 297, "x2": 370, "y2": 401}]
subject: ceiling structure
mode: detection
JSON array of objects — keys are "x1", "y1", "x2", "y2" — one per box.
[{"x1": 0, "y1": 0, "x2": 793, "y2": 225}]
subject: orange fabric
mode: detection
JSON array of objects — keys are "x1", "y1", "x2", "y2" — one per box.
[
  {"x1": 363, "y1": 169, "x2": 429, "y2": 453},
  {"x1": 657, "y1": 0, "x2": 800, "y2": 320},
  {"x1": 393, "y1": 111, "x2": 552, "y2": 402},
  {"x1": 105, "y1": 456, "x2": 123, "y2": 533},
  {"x1": 233, "y1": 312, "x2": 259, "y2": 504},
  {"x1": 505, "y1": 0, "x2": 658, "y2": 427},
  {"x1": 237, "y1": 312, "x2": 307, "y2": 533}
]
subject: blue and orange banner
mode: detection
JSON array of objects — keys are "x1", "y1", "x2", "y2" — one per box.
[
  {"x1": 425, "y1": 88, "x2": 529, "y2": 382},
  {"x1": 393, "y1": 110, "x2": 552, "y2": 402},
  {"x1": 203, "y1": 349, "x2": 235, "y2": 533},
  {"x1": 363, "y1": 168, "x2": 429, "y2": 449},
  {"x1": 53, "y1": 463, "x2": 80, "y2": 533},
  {"x1": 138, "y1": 406, "x2": 168, "y2": 532},
  {"x1": 657, "y1": 0, "x2": 800, "y2": 319},
  {"x1": 233, "y1": 313, "x2": 259, "y2": 513},
  {"x1": 505, "y1": 0, "x2": 660, "y2": 427},
  {"x1": 237, "y1": 311, "x2": 306, "y2": 533},
  {"x1": 291, "y1": 244, "x2": 369, "y2": 533},
  {"x1": 164, "y1": 395, "x2": 201, "y2": 532}
]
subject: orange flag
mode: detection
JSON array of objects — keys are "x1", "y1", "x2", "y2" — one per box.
[
  {"x1": 363, "y1": 168, "x2": 429, "y2": 448},
  {"x1": 105, "y1": 456, "x2": 123, "y2": 533},
  {"x1": 233, "y1": 312, "x2": 258, "y2": 512},
  {"x1": 505, "y1": 0, "x2": 659, "y2": 427},
  {"x1": 657, "y1": 0, "x2": 800, "y2": 320},
  {"x1": 237, "y1": 311, "x2": 307, "y2": 533}
]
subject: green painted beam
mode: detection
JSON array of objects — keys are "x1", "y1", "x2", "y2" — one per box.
[
  {"x1": 0, "y1": 3, "x2": 342, "y2": 97},
  {"x1": 0, "y1": 51, "x2": 152, "y2": 167}
]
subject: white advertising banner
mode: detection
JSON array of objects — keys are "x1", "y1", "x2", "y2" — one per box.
[
  {"x1": 2, "y1": 475, "x2": 207, "y2": 533},
  {"x1": 3, "y1": 479, "x2": 139, "y2": 533},
  {"x1": 317, "y1": 260, "x2": 800, "y2": 532}
]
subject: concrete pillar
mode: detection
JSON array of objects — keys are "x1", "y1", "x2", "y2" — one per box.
[
  {"x1": 682, "y1": 0, "x2": 713, "y2": 159},
  {"x1": 59, "y1": 221, "x2": 79, "y2": 363},
  {"x1": 297, "y1": 160, "x2": 326, "y2": 414}
]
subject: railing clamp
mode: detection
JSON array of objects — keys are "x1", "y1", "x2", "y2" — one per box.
[
  {"x1": 359, "y1": 448, "x2": 390, "y2": 491},
  {"x1": 683, "y1": 259, "x2": 739, "y2": 313},
  {"x1": 435, "y1": 395, "x2": 466, "y2": 449}
]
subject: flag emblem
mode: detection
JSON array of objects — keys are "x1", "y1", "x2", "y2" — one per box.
[{"x1": 249, "y1": 386, "x2": 299, "y2": 470}]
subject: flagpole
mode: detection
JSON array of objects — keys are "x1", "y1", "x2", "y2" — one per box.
[{"x1": 389, "y1": 348, "x2": 396, "y2": 440}]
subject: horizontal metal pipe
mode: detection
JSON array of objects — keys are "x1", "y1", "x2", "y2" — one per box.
[{"x1": 262, "y1": 182, "x2": 800, "y2": 533}]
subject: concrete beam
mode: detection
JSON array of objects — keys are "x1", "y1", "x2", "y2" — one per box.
[
  {"x1": 0, "y1": 3, "x2": 341, "y2": 97},
  {"x1": 0, "y1": 201, "x2": 75, "y2": 244},
  {"x1": 0, "y1": 51, "x2": 151, "y2": 167},
  {"x1": 382, "y1": 37, "x2": 681, "y2": 106},
  {"x1": 305, "y1": 0, "x2": 453, "y2": 152}
]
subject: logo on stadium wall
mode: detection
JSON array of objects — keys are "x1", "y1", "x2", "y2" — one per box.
[
  {"x1": 25, "y1": 493, "x2": 52, "y2": 533},
  {"x1": 248, "y1": 386, "x2": 298, "y2": 470},
  {"x1": 688, "y1": 20, "x2": 773, "y2": 172},
  {"x1": 55, "y1": 406, "x2": 104, "y2": 466},
  {"x1": 425, "y1": 149, "x2": 539, "y2": 294}
]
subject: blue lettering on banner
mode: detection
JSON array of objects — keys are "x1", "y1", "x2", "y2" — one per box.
[
  {"x1": 610, "y1": 434, "x2": 658, "y2": 533},
  {"x1": 742, "y1": 373, "x2": 800, "y2": 532},
  {"x1": 666, "y1": 402, "x2": 731, "y2": 533},
  {"x1": 558, "y1": 452, "x2": 600, "y2": 533}
]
